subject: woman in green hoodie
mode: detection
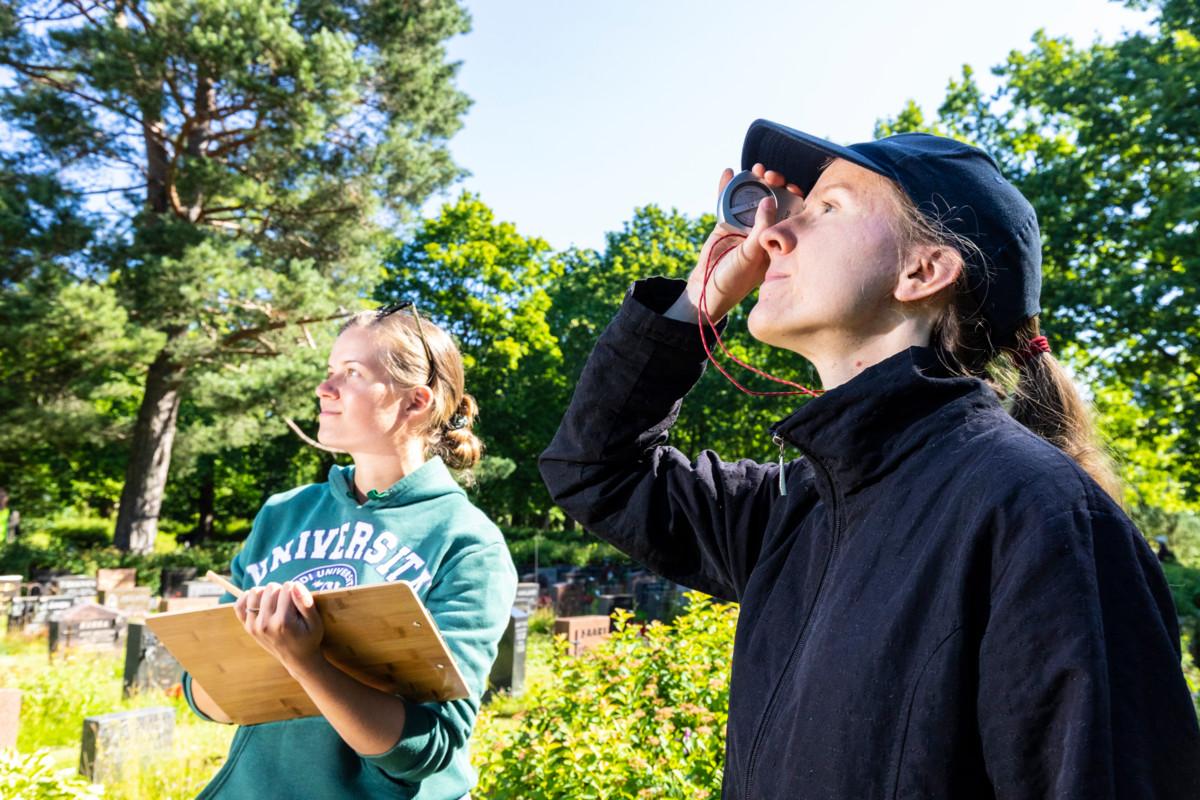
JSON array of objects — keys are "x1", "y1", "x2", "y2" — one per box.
[{"x1": 183, "y1": 303, "x2": 518, "y2": 800}]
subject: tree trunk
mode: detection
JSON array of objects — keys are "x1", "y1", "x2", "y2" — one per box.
[{"x1": 113, "y1": 350, "x2": 185, "y2": 553}]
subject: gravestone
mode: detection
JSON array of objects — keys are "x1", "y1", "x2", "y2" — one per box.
[
  {"x1": 550, "y1": 581, "x2": 593, "y2": 617},
  {"x1": 123, "y1": 622, "x2": 183, "y2": 696},
  {"x1": 512, "y1": 582, "x2": 540, "y2": 615},
  {"x1": 49, "y1": 603, "x2": 126, "y2": 655},
  {"x1": 52, "y1": 575, "x2": 98, "y2": 599},
  {"x1": 488, "y1": 607, "x2": 528, "y2": 696},
  {"x1": 0, "y1": 575, "x2": 21, "y2": 602},
  {"x1": 0, "y1": 576, "x2": 19, "y2": 634},
  {"x1": 554, "y1": 615, "x2": 611, "y2": 656},
  {"x1": 597, "y1": 593, "x2": 634, "y2": 618},
  {"x1": 103, "y1": 587, "x2": 154, "y2": 619},
  {"x1": 0, "y1": 688, "x2": 20, "y2": 749},
  {"x1": 96, "y1": 568, "x2": 137, "y2": 594},
  {"x1": 183, "y1": 579, "x2": 225, "y2": 599},
  {"x1": 160, "y1": 596, "x2": 221, "y2": 613},
  {"x1": 14, "y1": 595, "x2": 77, "y2": 633},
  {"x1": 160, "y1": 567, "x2": 197, "y2": 599},
  {"x1": 634, "y1": 578, "x2": 683, "y2": 622},
  {"x1": 79, "y1": 706, "x2": 174, "y2": 783}
]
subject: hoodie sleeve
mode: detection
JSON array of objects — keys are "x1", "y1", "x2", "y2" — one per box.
[
  {"x1": 539, "y1": 277, "x2": 793, "y2": 602},
  {"x1": 362, "y1": 540, "x2": 517, "y2": 782},
  {"x1": 977, "y1": 503, "x2": 1200, "y2": 799}
]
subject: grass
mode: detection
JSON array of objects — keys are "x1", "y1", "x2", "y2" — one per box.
[{"x1": 1, "y1": 621, "x2": 562, "y2": 797}]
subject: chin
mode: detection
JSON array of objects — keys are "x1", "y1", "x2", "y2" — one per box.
[{"x1": 747, "y1": 304, "x2": 784, "y2": 348}]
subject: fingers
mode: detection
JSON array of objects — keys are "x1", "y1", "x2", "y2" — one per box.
[
  {"x1": 751, "y1": 194, "x2": 778, "y2": 234},
  {"x1": 291, "y1": 583, "x2": 321, "y2": 633},
  {"x1": 751, "y1": 163, "x2": 788, "y2": 188},
  {"x1": 235, "y1": 586, "x2": 263, "y2": 625},
  {"x1": 717, "y1": 167, "x2": 734, "y2": 195}
]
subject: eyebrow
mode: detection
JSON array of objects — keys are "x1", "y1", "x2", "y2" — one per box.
[
  {"x1": 813, "y1": 183, "x2": 855, "y2": 198},
  {"x1": 326, "y1": 359, "x2": 368, "y2": 368}
]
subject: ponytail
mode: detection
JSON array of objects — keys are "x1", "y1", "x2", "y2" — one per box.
[
  {"x1": 887, "y1": 182, "x2": 1125, "y2": 505},
  {"x1": 1002, "y1": 320, "x2": 1125, "y2": 503}
]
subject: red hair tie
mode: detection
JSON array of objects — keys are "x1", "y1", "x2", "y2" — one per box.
[{"x1": 1014, "y1": 335, "x2": 1050, "y2": 367}]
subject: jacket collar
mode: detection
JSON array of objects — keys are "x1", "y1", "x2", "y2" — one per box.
[{"x1": 770, "y1": 346, "x2": 999, "y2": 495}]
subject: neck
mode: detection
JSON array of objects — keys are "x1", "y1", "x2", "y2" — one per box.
[
  {"x1": 802, "y1": 322, "x2": 933, "y2": 390},
  {"x1": 348, "y1": 438, "x2": 427, "y2": 503}
]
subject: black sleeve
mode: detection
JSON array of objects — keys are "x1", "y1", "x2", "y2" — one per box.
[
  {"x1": 539, "y1": 277, "x2": 796, "y2": 601},
  {"x1": 977, "y1": 503, "x2": 1200, "y2": 799}
]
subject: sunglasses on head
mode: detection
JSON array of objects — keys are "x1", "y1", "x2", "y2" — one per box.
[{"x1": 375, "y1": 300, "x2": 435, "y2": 386}]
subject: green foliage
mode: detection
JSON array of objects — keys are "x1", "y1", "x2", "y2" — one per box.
[
  {"x1": 0, "y1": 749, "x2": 103, "y2": 800},
  {"x1": 472, "y1": 594, "x2": 736, "y2": 799},
  {"x1": 878, "y1": 0, "x2": 1200, "y2": 510},
  {"x1": 379, "y1": 194, "x2": 565, "y2": 524},
  {"x1": 527, "y1": 605, "x2": 557, "y2": 636},
  {"x1": 1162, "y1": 561, "x2": 1200, "y2": 621},
  {"x1": 551, "y1": 206, "x2": 818, "y2": 466},
  {"x1": 501, "y1": 527, "x2": 627, "y2": 571},
  {"x1": 0, "y1": 0, "x2": 473, "y2": 550}
]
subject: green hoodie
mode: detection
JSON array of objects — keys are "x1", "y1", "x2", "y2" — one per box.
[{"x1": 183, "y1": 458, "x2": 517, "y2": 800}]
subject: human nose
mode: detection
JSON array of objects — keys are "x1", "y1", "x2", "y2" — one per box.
[
  {"x1": 315, "y1": 378, "x2": 337, "y2": 399},
  {"x1": 757, "y1": 218, "x2": 796, "y2": 256}
]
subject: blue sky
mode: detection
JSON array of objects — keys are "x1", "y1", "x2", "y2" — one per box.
[{"x1": 428, "y1": 0, "x2": 1152, "y2": 251}]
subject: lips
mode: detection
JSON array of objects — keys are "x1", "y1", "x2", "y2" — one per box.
[{"x1": 762, "y1": 270, "x2": 788, "y2": 283}]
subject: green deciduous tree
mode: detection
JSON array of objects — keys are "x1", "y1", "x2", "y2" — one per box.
[
  {"x1": 1, "y1": 0, "x2": 472, "y2": 550},
  {"x1": 378, "y1": 193, "x2": 565, "y2": 524},
  {"x1": 878, "y1": 0, "x2": 1200, "y2": 511}
]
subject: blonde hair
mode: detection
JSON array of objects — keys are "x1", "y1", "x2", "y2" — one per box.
[
  {"x1": 884, "y1": 182, "x2": 1125, "y2": 504},
  {"x1": 340, "y1": 309, "x2": 484, "y2": 477}
]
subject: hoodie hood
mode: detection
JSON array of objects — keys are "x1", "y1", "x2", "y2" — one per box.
[{"x1": 326, "y1": 456, "x2": 466, "y2": 512}]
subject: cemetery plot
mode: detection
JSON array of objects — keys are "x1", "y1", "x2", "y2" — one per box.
[
  {"x1": 79, "y1": 706, "x2": 175, "y2": 783},
  {"x1": 488, "y1": 606, "x2": 528, "y2": 696},
  {"x1": 123, "y1": 622, "x2": 184, "y2": 697},
  {"x1": 49, "y1": 603, "x2": 127, "y2": 656},
  {"x1": 96, "y1": 568, "x2": 137, "y2": 594},
  {"x1": 103, "y1": 587, "x2": 155, "y2": 619},
  {"x1": 554, "y1": 615, "x2": 611, "y2": 656},
  {"x1": 159, "y1": 567, "x2": 198, "y2": 599}
]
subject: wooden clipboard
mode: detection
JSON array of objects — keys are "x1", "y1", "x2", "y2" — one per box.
[{"x1": 146, "y1": 581, "x2": 468, "y2": 725}]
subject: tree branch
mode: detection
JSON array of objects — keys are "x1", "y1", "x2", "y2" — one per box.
[{"x1": 221, "y1": 311, "x2": 355, "y2": 348}]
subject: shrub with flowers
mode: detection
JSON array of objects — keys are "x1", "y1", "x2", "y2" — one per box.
[{"x1": 472, "y1": 593, "x2": 736, "y2": 799}]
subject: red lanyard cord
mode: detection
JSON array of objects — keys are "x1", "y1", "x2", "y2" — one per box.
[{"x1": 696, "y1": 232, "x2": 823, "y2": 398}]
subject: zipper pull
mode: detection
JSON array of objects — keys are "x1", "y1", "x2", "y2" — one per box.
[{"x1": 772, "y1": 433, "x2": 788, "y2": 496}]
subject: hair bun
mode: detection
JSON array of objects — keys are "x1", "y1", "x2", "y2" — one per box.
[{"x1": 436, "y1": 394, "x2": 482, "y2": 474}]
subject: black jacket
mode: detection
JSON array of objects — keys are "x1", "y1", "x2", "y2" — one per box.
[{"x1": 539, "y1": 278, "x2": 1200, "y2": 800}]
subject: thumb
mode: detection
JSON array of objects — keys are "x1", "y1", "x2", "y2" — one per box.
[{"x1": 747, "y1": 194, "x2": 778, "y2": 242}]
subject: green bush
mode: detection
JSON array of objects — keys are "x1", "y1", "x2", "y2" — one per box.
[
  {"x1": 472, "y1": 593, "x2": 735, "y2": 799},
  {"x1": 501, "y1": 527, "x2": 628, "y2": 571},
  {"x1": 0, "y1": 749, "x2": 103, "y2": 799},
  {"x1": 527, "y1": 606, "x2": 556, "y2": 636},
  {"x1": 1162, "y1": 562, "x2": 1200, "y2": 621}
]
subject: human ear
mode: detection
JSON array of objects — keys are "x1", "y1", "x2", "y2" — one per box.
[
  {"x1": 894, "y1": 244, "x2": 962, "y2": 304},
  {"x1": 402, "y1": 385, "x2": 434, "y2": 418}
]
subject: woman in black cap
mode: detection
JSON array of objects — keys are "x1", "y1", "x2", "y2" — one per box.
[{"x1": 539, "y1": 121, "x2": 1200, "y2": 798}]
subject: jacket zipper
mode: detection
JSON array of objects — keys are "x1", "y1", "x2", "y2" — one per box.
[{"x1": 743, "y1": 440, "x2": 843, "y2": 799}]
